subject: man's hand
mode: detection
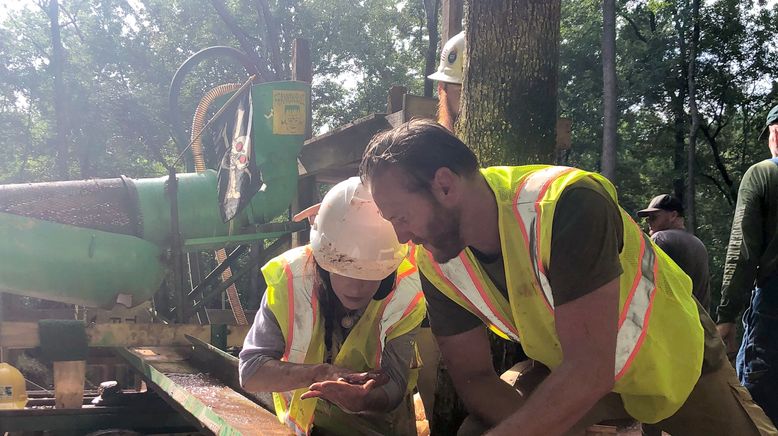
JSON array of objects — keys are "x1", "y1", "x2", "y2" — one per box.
[
  {"x1": 717, "y1": 322, "x2": 739, "y2": 356},
  {"x1": 300, "y1": 375, "x2": 388, "y2": 413},
  {"x1": 339, "y1": 371, "x2": 390, "y2": 386}
]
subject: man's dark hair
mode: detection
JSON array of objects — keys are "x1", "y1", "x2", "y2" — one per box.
[{"x1": 359, "y1": 119, "x2": 479, "y2": 191}]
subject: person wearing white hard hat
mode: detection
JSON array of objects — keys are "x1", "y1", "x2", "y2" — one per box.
[
  {"x1": 429, "y1": 31, "x2": 464, "y2": 132},
  {"x1": 239, "y1": 177, "x2": 425, "y2": 435}
]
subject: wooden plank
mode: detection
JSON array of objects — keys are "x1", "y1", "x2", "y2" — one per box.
[
  {"x1": 298, "y1": 113, "x2": 392, "y2": 177},
  {"x1": 0, "y1": 322, "x2": 250, "y2": 349},
  {"x1": 402, "y1": 94, "x2": 438, "y2": 122},
  {"x1": 53, "y1": 360, "x2": 85, "y2": 409},
  {"x1": 387, "y1": 85, "x2": 407, "y2": 113},
  {"x1": 118, "y1": 346, "x2": 291, "y2": 435}
]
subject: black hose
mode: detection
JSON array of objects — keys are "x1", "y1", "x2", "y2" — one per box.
[{"x1": 167, "y1": 46, "x2": 260, "y2": 170}]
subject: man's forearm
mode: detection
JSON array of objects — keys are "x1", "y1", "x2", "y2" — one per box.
[
  {"x1": 241, "y1": 359, "x2": 329, "y2": 392},
  {"x1": 487, "y1": 362, "x2": 613, "y2": 436},
  {"x1": 454, "y1": 371, "x2": 524, "y2": 426}
]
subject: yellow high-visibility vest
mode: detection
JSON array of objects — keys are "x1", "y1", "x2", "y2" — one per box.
[
  {"x1": 264, "y1": 245, "x2": 425, "y2": 435},
  {"x1": 417, "y1": 166, "x2": 703, "y2": 423}
]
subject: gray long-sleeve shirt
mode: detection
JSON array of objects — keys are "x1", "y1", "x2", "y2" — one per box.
[{"x1": 239, "y1": 292, "x2": 419, "y2": 410}]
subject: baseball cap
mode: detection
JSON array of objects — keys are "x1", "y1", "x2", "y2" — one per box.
[
  {"x1": 637, "y1": 194, "x2": 684, "y2": 217},
  {"x1": 758, "y1": 104, "x2": 778, "y2": 141}
]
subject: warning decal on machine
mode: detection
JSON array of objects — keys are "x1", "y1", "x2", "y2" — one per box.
[{"x1": 272, "y1": 90, "x2": 306, "y2": 135}]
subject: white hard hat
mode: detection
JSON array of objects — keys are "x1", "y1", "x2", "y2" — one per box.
[
  {"x1": 428, "y1": 31, "x2": 465, "y2": 84},
  {"x1": 310, "y1": 177, "x2": 407, "y2": 281}
]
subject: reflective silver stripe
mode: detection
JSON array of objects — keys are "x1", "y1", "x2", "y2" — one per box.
[
  {"x1": 513, "y1": 166, "x2": 577, "y2": 308},
  {"x1": 283, "y1": 248, "x2": 423, "y2": 367},
  {"x1": 282, "y1": 246, "x2": 316, "y2": 364},
  {"x1": 376, "y1": 272, "x2": 423, "y2": 365},
  {"x1": 438, "y1": 256, "x2": 520, "y2": 342},
  {"x1": 514, "y1": 167, "x2": 658, "y2": 378},
  {"x1": 614, "y1": 231, "x2": 656, "y2": 378}
]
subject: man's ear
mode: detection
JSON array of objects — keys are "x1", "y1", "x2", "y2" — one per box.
[{"x1": 430, "y1": 167, "x2": 460, "y2": 205}]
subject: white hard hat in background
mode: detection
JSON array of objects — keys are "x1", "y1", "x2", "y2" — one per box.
[
  {"x1": 310, "y1": 177, "x2": 407, "y2": 281},
  {"x1": 427, "y1": 31, "x2": 465, "y2": 85}
]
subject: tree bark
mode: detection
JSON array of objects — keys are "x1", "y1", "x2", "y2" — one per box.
[
  {"x1": 671, "y1": 7, "x2": 688, "y2": 202},
  {"x1": 47, "y1": 0, "x2": 70, "y2": 180},
  {"x1": 601, "y1": 0, "x2": 617, "y2": 181},
  {"x1": 422, "y1": 0, "x2": 440, "y2": 97},
  {"x1": 686, "y1": 0, "x2": 700, "y2": 233},
  {"x1": 458, "y1": 0, "x2": 561, "y2": 165},
  {"x1": 429, "y1": 0, "x2": 562, "y2": 433}
]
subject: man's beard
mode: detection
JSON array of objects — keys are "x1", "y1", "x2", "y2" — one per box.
[{"x1": 423, "y1": 202, "x2": 465, "y2": 263}]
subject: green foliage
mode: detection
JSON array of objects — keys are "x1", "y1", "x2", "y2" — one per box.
[
  {"x1": 559, "y1": 0, "x2": 778, "y2": 312},
  {"x1": 0, "y1": 0, "x2": 428, "y2": 182},
  {"x1": 2, "y1": 0, "x2": 776, "y2": 317}
]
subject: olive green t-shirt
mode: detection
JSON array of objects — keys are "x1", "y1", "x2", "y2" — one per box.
[
  {"x1": 717, "y1": 158, "x2": 778, "y2": 323},
  {"x1": 423, "y1": 177, "x2": 625, "y2": 337}
]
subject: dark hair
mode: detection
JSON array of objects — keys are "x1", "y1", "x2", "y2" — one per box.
[
  {"x1": 359, "y1": 119, "x2": 479, "y2": 191},
  {"x1": 308, "y1": 257, "x2": 396, "y2": 361}
]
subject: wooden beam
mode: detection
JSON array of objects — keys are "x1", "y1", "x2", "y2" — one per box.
[
  {"x1": 298, "y1": 114, "x2": 392, "y2": 177},
  {"x1": 291, "y1": 38, "x2": 313, "y2": 138},
  {"x1": 387, "y1": 85, "x2": 407, "y2": 114},
  {"x1": 292, "y1": 38, "x2": 315, "y2": 246},
  {"x1": 442, "y1": 0, "x2": 463, "y2": 42},
  {"x1": 0, "y1": 322, "x2": 250, "y2": 349},
  {"x1": 53, "y1": 360, "x2": 85, "y2": 409}
]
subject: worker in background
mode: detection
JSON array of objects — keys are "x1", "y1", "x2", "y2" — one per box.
[
  {"x1": 239, "y1": 177, "x2": 425, "y2": 435},
  {"x1": 717, "y1": 103, "x2": 778, "y2": 424},
  {"x1": 360, "y1": 119, "x2": 776, "y2": 436},
  {"x1": 428, "y1": 31, "x2": 464, "y2": 132},
  {"x1": 637, "y1": 194, "x2": 711, "y2": 310}
]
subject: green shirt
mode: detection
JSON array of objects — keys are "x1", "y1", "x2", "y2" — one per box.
[{"x1": 717, "y1": 158, "x2": 778, "y2": 323}]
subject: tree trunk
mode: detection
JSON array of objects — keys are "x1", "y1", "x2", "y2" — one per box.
[
  {"x1": 458, "y1": 0, "x2": 561, "y2": 165},
  {"x1": 671, "y1": 8, "x2": 688, "y2": 202},
  {"x1": 601, "y1": 0, "x2": 617, "y2": 181},
  {"x1": 48, "y1": 0, "x2": 70, "y2": 180},
  {"x1": 685, "y1": 0, "x2": 700, "y2": 233},
  {"x1": 422, "y1": 0, "x2": 440, "y2": 98},
  {"x1": 429, "y1": 1, "x2": 562, "y2": 433}
]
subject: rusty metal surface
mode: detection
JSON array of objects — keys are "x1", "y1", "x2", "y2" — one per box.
[
  {"x1": 0, "y1": 177, "x2": 139, "y2": 236},
  {"x1": 117, "y1": 346, "x2": 291, "y2": 436}
]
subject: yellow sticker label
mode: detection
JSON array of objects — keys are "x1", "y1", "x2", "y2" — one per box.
[{"x1": 272, "y1": 90, "x2": 306, "y2": 135}]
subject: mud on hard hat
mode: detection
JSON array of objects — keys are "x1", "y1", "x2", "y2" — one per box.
[
  {"x1": 310, "y1": 177, "x2": 407, "y2": 281},
  {"x1": 428, "y1": 31, "x2": 465, "y2": 85}
]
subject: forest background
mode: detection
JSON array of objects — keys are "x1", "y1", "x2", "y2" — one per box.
[{"x1": 1, "y1": 0, "x2": 777, "y2": 313}]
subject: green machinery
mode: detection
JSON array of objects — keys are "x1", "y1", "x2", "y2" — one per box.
[
  {"x1": 0, "y1": 46, "x2": 323, "y2": 435},
  {"x1": 0, "y1": 79, "x2": 309, "y2": 315}
]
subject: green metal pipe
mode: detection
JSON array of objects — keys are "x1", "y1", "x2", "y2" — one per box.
[{"x1": 0, "y1": 212, "x2": 165, "y2": 308}]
